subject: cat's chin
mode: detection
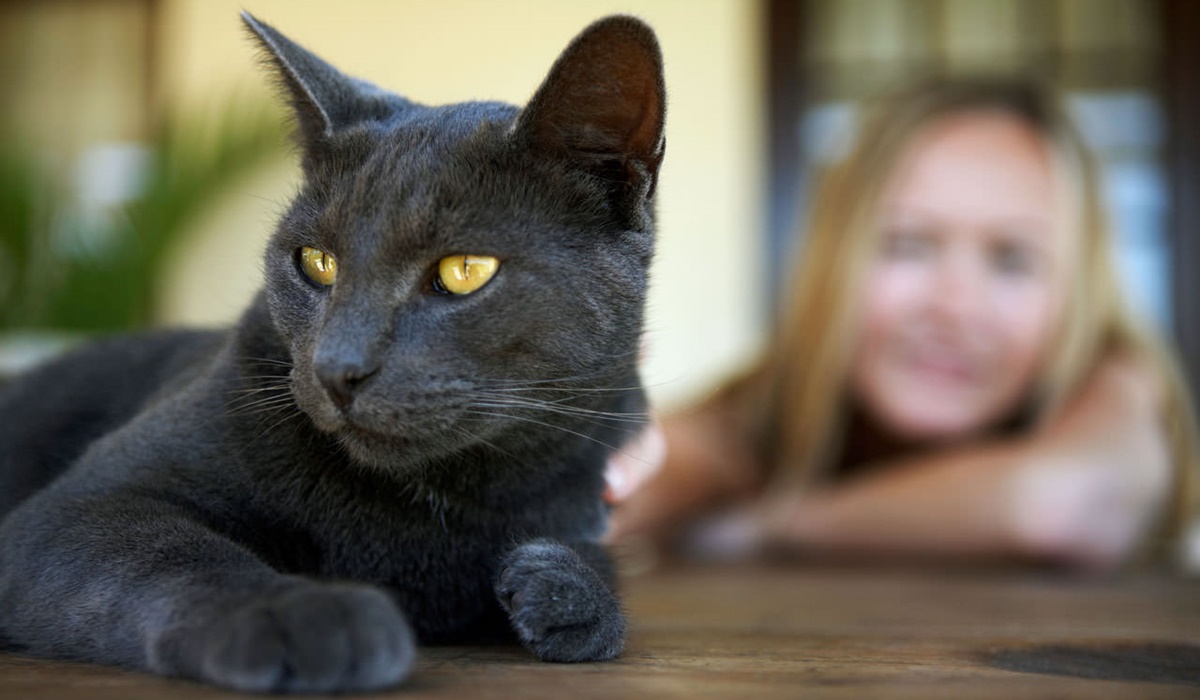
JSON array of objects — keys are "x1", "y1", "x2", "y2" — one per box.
[
  {"x1": 337, "y1": 432, "x2": 412, "y2": 470},
  {"x1": 332, "y1": 421, "x2": 465, "y2": 471}
]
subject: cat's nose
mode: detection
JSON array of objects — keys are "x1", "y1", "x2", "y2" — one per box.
[{"x1": 315, "y1": 359, "x2": 379, "y2": 409}]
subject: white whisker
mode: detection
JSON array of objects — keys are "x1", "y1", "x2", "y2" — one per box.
[{"x1": 461, "y1": 409, "x2": 627, "y2": 454}]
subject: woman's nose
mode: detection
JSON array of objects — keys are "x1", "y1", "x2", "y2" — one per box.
[{"x1": 927, "y1": 250, "x2": 985, "y2": 322}]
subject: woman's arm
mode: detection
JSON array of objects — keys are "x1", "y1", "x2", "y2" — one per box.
[
  {"x1": 753, "y1": 354, "x2": 1173, "y2": 570},
  {"x1": 605, "y1": 400, "x2": 761, "y2": 544}
]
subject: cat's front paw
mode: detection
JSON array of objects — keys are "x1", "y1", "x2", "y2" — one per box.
[
  {"x1": 496, "y1": 540, "x2": 624, "y2": 662},
  {"x1": 197, "y1": 583, "x2": 415, "y2": 693}
]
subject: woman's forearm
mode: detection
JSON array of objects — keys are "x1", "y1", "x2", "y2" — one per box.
[
  {"x1": 607, "y1": 412, "x2": 759, "y2": 543},
  {"x1": 772, "y1": 356, "x2": 1172, "y2": 569},
  {"x1": 768, "y1": 442, "x2": 1027, "y2": 560}
]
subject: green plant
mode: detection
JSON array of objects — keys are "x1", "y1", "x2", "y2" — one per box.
[{"x1": 0, "y1": 101, "x2": 288, "y2": 332}]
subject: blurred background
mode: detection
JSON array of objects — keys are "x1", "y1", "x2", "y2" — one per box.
[{"x1": 0, "y1": 0, "x2": 1196, "y2": 410}]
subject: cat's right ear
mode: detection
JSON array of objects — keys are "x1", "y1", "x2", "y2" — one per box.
[
  {"x1": 516, "y1": 16, "x2": 667, "y2": 231},
  {"x1": 242, "y1": 13, "x2": 399, "y2": 162}
]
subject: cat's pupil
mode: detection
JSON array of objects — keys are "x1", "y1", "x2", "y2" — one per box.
[
  {"x1": 300, "y1": 246, "x2": 338, "y2": 287},
  {"x1": 436, "y1": 255, "x2": 499, "y2": 295}
]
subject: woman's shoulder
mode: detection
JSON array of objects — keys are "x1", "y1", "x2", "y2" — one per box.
[{"x1": 1084, "y1": 348, "x2": 1165, "y2": 413}]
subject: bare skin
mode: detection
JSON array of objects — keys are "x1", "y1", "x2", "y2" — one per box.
[
  {"x1": 605, "y1": 113, "x2": 1175, "y2": 571},
  {"x1": 607, "y1": 354, "x2": 1171, "y2": 571}
]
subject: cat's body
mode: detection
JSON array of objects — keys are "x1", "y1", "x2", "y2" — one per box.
[{"x1": 0, "y1": 14, "x2": 664, "y2": 693}]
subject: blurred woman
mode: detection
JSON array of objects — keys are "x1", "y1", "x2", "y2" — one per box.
[{"x1": 608, "y1": 78, "x2": 1200, "y2": 571}]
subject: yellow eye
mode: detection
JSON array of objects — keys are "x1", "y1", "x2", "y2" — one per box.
[
  {"x1": 436, "y1": 255, "x2": 499, "y2": 295},
  {"x1": 299, "y1": 246, "x2": 338, "y2": 286}
]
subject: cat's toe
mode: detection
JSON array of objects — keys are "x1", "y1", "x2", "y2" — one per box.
[
  {"x1": 496, "y1": 540, "x2": 625, "y2": 662},
  {"x1": 199, "y1": 584, "x2": 415, "y2": 693}
]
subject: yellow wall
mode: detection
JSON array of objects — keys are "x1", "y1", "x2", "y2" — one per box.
[
  {"x1": 156, "y1": 0, "x2": 765, "y2": 408},
  {"x1": 0, "y1": 0, "x2": 150, "y2": 177}
]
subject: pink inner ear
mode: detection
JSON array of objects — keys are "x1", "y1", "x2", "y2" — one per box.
[
  {"x1": 518, "y1": 16, "x2": 665, "y2": 164},
  {"x1": 626, "y1": 80, "x2": 664, "y2": 158}
]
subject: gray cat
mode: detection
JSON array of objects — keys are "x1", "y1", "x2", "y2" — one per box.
[{"x1": 0, "y1": 13, "x2": 664, "y2": 693}]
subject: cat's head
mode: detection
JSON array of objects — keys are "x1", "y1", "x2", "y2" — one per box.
[{"x1": 243, "y1": 13, "x2": 665, "y2": 470}]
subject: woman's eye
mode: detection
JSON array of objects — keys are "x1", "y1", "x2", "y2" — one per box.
[
  {"x1": 991, "y1": 242, "x2": 1036, "y2": 276},
  {"x1": 434, "y1": 255, "x2": 500, "y2": 295},
  {"x1": 299, "y1": 246, "x2": 338, "y2": 286},
  {"x1": 882, "y1": 230, "x2": 934, "y2": 260}
]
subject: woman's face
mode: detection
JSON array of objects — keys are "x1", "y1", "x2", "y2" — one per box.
[{"x1": 849, "y1": 111, "x2": 1072, "y2": 444}]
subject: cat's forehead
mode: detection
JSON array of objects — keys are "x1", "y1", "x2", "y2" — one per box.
[
  {"x1": 382, "y1": 101, "x2": 519, "y2": 155},
  {"x1": 316, "y1": 101, "x2": 593, "y2": 253},
  {"x1": 390, "y1": 105, "x2": 517, "y2": 188}
]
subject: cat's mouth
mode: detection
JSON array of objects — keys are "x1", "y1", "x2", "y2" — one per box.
[
  {"x1": 310, "y1": 399, "x2": 475, "y2": 468},
  {"x1": 340, "y1": 419, "x2": 386, "y2": 441},
  {"x1": 290, "y1": 367, "x2": 487, "y2": 467},
  {"x1": 332, "y1": 408, "x2": 444, "y2": 442}
]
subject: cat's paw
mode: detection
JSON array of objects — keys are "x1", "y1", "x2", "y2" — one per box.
[
  {"x1": 198, "y1": 583, "x2": 415, "y2": 693},
  {"x1": 495, "y1": 540, "x2": 624, "y2": 662}
]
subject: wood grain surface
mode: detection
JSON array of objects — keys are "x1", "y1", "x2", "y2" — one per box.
[{"x1": 1, "y1": 564, "x2": 1198, "y2": 699}]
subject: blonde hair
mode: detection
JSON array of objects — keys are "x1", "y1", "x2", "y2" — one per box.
[{"x1": 735, "y1": 77, "x2": 1199, "y2": 555}]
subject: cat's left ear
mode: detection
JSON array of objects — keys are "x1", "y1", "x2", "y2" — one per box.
[
  {"x1": 242, "y1": 12, "x2": 402, "y2": 165},
  {"x1": 516, "y1": 16, "x2": 666, "y2": 230}
]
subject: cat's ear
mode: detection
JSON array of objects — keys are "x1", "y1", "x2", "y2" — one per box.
[
  {"x1": 516, "y1": 16, "x2": 666, "y2": 227},
  {"x1": 241, "y1": 12, "x2": 400, "y2": 157}
]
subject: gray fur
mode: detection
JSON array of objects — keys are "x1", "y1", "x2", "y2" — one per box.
[{"x1": 0, "y1": 13, "x2": 664, "y2": 693}]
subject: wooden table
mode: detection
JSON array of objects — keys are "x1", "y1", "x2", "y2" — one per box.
[{"x1": 2, "y1": 563, "x2": 1198, "y2": 699}]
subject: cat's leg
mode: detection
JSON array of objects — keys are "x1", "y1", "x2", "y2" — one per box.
[
  {"x1": 0, "y1": 493, "x2": 416, "y2": 693},
  {"x1": 494, "y1": 538, "x2": 624, "y2": 662}
]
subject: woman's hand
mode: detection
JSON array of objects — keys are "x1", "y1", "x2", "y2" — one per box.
[
  {"x1": 672, "y1": 491, "x2": 811, "y2": 561},
  {"x1": 605, "y1": 404, "x2": 763, "y2": 548},
  {"x1": 604, "y1": 420, "x2": 667, "y2": 505}
]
